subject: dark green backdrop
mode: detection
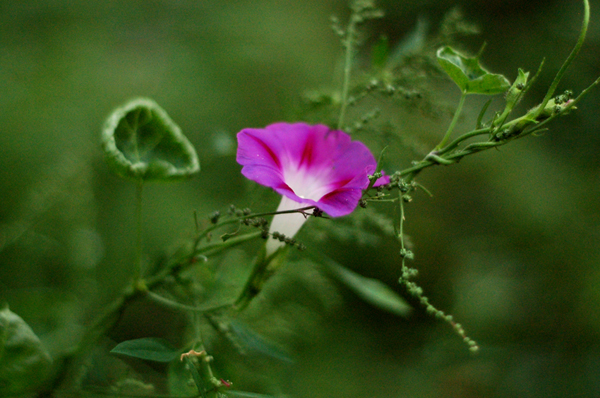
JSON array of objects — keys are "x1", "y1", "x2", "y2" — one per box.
[{"x1": 1, "y1": 1, "x2": 599, "y2": 397}]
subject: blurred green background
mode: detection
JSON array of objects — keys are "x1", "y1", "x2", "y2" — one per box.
[{"x1": 1, "y1": 0, "x2": 600, "y2": 397}]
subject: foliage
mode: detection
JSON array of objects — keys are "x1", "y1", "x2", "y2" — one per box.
[
  {"x1": 101, "y1": 98, "x2": 200, "y2": 182},
  {"x1": 0, "y1": 0, "x2": 599, "y2": 397},
  {"x1": 0, "y1": 304, "x2": 52, "y2": 395}
]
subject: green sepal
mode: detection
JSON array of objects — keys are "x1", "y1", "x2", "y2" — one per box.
[
  {"x1": 0, "y1": 304, "x2": 53, "y2": 395},
  {"x1": 505, "y1": 68, "x2": 529, "y2": 107},
  {"x1": 110, "y1": 337, "x2": 180, "y2": 362},
  {"x1": 493, "y1": 68, "x2": 530, "y2": 129},
  {"x1": 101, "y1": 98, "x2": 200, "y2": 182},
  {"x1": 437, "y1": 46, "x2": 511, "y2": 95}
]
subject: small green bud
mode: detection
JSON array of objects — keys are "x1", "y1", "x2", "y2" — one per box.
[
  {"x1": 400, "y1": 248, "x2": 414, "y2": 260},
  {"x1": 209, "y1": 211, "x2": 220, "y2": 224},
  {"x1": 535, "y1": 97, "x2": 576, "y2": 119},
  {"x1": 505, "y1": 68, "x2": 529, "y2": 108}
]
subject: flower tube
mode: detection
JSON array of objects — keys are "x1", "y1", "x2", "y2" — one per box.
[{"x1": 237, "y1": 122, "x2": 388, "y2": 256}]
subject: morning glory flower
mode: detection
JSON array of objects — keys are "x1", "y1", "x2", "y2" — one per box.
[{"x1": 236, "y1": 122, "x2": 388, "y2": 255}]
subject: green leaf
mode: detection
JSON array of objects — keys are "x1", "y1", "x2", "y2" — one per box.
[
  {"x1": 371, "y1": 35, "x2": 389, "y2": 69},
  {"x1": 308, "y1": 252, "x2": 412, "y2": 316},
  {"x1": 228, "y1": 391, "x2": 278, "y2": 398},
  {"x1": 437, "y1": 46, "x2": 510, "y2": 95},
  {"x1": 111, "y1": 337, "x2": 180, "y2": 362},
  {"x1": 0, "y1": 303, "x2": 52, "y2": 395},
  {"x1": 229, "y1": 320, "x2": 293, "y2": 363},
  {"x1": 101, "y1": 98, "x2": 200, "y2": 182},
  {"x1": 168, "y1": 357, "x2": 200, "y2": 397},
  {"x1": 182, "y1": 356, "x2": 207, "y2": 398},
  {"x1": 202, "y1": 250, "x2": 252, "y2": 309}
]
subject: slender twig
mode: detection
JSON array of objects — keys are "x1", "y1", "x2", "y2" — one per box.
[
  {"x1": 437, "y1": 127, "x2": 490, "y2": 156},
  {"x1": 337, "y1": 13, "x2": 359, "y2": 130},
  {"x1": 146, "y1": 290, "x2": 233, "y2": 314},
  {"x1": 195, "y1": 206, "x2": 316, "y2": 245},
  {"x1": 436, "y1": 90, "x2": 467, "y2": 150},
  {"x1": 536, "y1": 0, "x2": 590, "y2": 116},
  {"x1": 134, "y1": 179, "x2": 144, "y2": 281}
]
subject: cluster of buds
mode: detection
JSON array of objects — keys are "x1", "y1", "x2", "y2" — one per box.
[
  {"x1": 270, "y1": 231, "x2": 306, "y2": 251},
  {"x1": 361, "y1": 172, "x2": 418, "y2": 207},
  {"x1": 494, "y1": 90, "x2": 575, "y2": 141},
  {"x1": 228, "y1": 204, "x2": 252, "y2": 218}
]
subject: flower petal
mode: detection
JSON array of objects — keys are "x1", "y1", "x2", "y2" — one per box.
[{"x1": 237, "y1": 122, "x2": 383, "y2": 217}]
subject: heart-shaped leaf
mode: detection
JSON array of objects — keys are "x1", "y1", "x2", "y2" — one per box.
[
  {"x1": 111, "y1": 337, "x2": 180, "y2": 362},
  {"x1": 102, "y1": 98, "x2": 200, "y2": 182},
  {"x1": 437, "y1": 46, "x2": 510, "y2": 95}
]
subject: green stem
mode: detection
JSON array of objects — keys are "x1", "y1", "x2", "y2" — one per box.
[
  {"x1": 234, "y1": 245, "x2": 289, "y2": 311},
  {"x1": 194, "y1": 206, "x2": 315, "y2": 246},
  {"x1": 399, "y1": 191, "x2": 405, "y2": 251},
  {"x1": 197, "y1": 231, "x2": 262, "y2": 257},
  {"x1": 400, "y1": 73, "x2": 600, "y2": 182},
  {"x1": 437, "y1": 127, "x2": 490, "y2": 156},
  {"x1": 436, "y1": 91, "x2": 467, "y2": 150},
  {"x1": 537, "y1": 0, "x2": 589, "y2": 116},
  {"x1": 145, "y1": 290, "x2": 233, "y2": 313},
  {"x1": 145, "y1": 231, "x2": 263, "y2": 289},
  {"x1": 337, "y1": 14, "x2": 359, "y2": 130},
  {"x1": 134, "y1": 179, "x2": 144, "y2": 281}
]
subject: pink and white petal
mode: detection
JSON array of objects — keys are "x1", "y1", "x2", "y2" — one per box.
[
  {"x1": 237, "y1": 122, "x2": 386, "y2": 220},
  {"x1": 316, "y1": 188, "x2": 364, "y2": 217},
  {"x1": 240, "y1": 165, "x2": 285, "y2": 192},
  {"x1": 237, "y1": 129, "x2": 282, "y2": 169}
]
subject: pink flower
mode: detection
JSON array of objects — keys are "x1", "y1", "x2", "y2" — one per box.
[{"x1": 236, "y1": 122, "x2": 388, "y2": 255}]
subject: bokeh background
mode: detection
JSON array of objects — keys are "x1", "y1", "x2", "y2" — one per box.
[{"x1": 1, "y1": 0, "x2": 600, "y2": 397}]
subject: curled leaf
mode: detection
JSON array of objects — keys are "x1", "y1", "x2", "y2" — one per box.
[
  {"x1": 437, "y1": 46, "x2": 510, "y2": 95},
  {"x1": 102, "y1": 98, "x2": 200, "y2": 182}
]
